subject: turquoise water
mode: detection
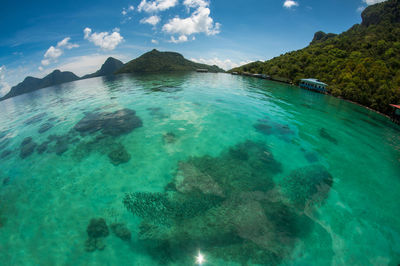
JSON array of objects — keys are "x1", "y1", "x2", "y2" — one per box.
[{"x1": 0, "y1": 73, "x2": 399, "y2": 265}]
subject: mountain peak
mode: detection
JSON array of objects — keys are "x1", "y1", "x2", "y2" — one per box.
[{"x1": 361, "y1": 0, "x2": 400, "y2": 26}]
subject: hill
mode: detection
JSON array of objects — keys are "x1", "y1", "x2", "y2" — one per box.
[
  {"x1": 230, "y1": 0, "x2": 400, "y2": 114},
  {"x1": 81, "y1": 57, "x2": 124, "y2": 79},
  {"x1": 0, "y1": 70, "x2": 79, "y2": 101},
  {"x1": 117, "y1": 49, "x2": 224, "y2": 73}
]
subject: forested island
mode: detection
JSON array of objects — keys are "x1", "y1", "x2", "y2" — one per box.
[{"x1": 230, "y1": 0, "x2": 400, "y2": 115}]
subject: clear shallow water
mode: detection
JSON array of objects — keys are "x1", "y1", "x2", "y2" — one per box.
[{"x1": 0, "y1": 73, "x2": 399, "y2": 265}]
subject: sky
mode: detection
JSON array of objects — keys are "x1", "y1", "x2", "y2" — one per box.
[{"x1": 0, "y1": 0, "x2": 388, "y2": 96}]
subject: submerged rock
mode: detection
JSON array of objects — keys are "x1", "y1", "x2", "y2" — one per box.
[
  {"x1": 87, "y1": 218, "x2": 109, "y2": 239},
  {"x1": 0, "y1": 138, "x2": 10, "y2": 151},
  {"x1": 163, "y1": 132, "x2": 176, "y2": 144},
  {"x1": 254, "y1": 117, "x2": 295, "y2": 141},
  {"x1": 0, "y1": 150, "x2": 12, "y2": 159},
  {"x1": 20, "y1": 137, "x2": 37, "y2": 159},
  {"x1": 110, "y1": 223, "x2": 131, "y2": 241},
  {"x1": 38, "y1": 123, "x2": 53, "y2": 134},
  {"x1": 84, "y1": 237, "x2": 106, "y2": 252},
  {"x1": 74, "y1": 108, "x2": 143, "y2": 137},
  {"x1": 37, "y1": 142, "x2": 49, "y2": 154},
  {"x1": 108, "y1": 144, "x2": 131, "y2": 165},
  {"x1": 24, "y1": 113, "x2": 47, "y2": 125},
  {"x1": 319, "y1": 128, "x2": 338, "y2": 144}
]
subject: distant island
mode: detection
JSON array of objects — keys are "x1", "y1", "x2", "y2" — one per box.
[
  {"x1": 0, "y1": 50, "x2": 224, "y2": 102},
  {"x1": 230, "y1": 0, "x2": 400, "y2": 115},
  {"x1": 117, "y1": 49, "x2": 223, "y2": 74}
]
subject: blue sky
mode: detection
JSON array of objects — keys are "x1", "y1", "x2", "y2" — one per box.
[{"x1": 0, "y1": 0, "x2": 387, "y2": 95}]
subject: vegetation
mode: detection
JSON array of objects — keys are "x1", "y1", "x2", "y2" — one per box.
[
  {"x1": 117, "y1": 49, "x2": 224, "y2": 74},
  {"x1": 230, "y1": 0, "x2": 400, "y2": 114},
  {"x1": 1, "y1": 70, "x2": 79, "y2": 101}
]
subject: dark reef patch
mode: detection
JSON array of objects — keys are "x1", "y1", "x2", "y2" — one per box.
[
  {"x1": 0, "y1": 150, "x2": 12, "y2": 159},
  {"x1": 37, "y1": 142, "x2": 49, "y2": 154},
  {"x1": 281, "y1": 165, "x2": 333, "y2": 210},
  {"x1": 147, "y1": 107, "x2": 169, "y2": 119},
  {"x1": 20, "y1": 137, "x2": 37, "y2": 159},
  {"x1": 319, "y1": 128, "x2": 338, "y2": 144},
  {"x1": 163, "y1": 132, "x2": 176, "y2": 144},
  {"x1": 121, "y1": 140, "x2": 331, "y2": 265},
  {"x1": 74, "y1": 108, "x2": 142, "y2": 137},
  {"x1": 24, "y1": 113, "x2": 47, "y2": 125},
  {"x1": 254, "y1": 117, "x2": 295, "y2": 141},
  {"x1": 108, "y1": 144, "x2": 131, "y2": 165},
  {"x1": 0, "y1": 138, "x2": 10, "y2": 151},
  {"x1": 84, "y1": 218, "x2": 109, "y2": 252},
  {"x1": 110, "y1": 223, "x2": 131, "y2": 241},
  {"x1": 38, "y1": 123, "x2": 53, "y2": 134},
  {"x1": 304, "y1": 152, "x2": 319, "y2": 163}
]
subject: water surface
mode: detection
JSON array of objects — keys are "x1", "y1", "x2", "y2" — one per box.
[{"x1": 0, "y1": 73, "x2": 399, "y2": 265}]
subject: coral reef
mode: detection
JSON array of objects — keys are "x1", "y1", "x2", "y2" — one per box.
[
  {"x1": 281, "y1": 165, "x2": 334, "y2": 211},
  {"x1": 163, "y1": 132, "x2": 176, "y2": 144},
  {"x1": 110, "y1": 223, "x2": 131, "y2": 241},
  {"x1": 74, "y1": 108, "x2": 142, "y2": 137},
  {"x1": 87, "y1": 218, "x2": 109, "y2": 238},
  {"x1": 108, "y1": 144, "x2": 131, "y2": 165},
  {"x1": 19, "y1": 137, "x2": 37, "y2": 159},
  {"x1": 0, "y1": 150, "x2": 12, "y2": 159},
  {"x1": 121, "y1": 140, "x2": 330, "y2": 265},
  {"x1": 84, "y1": 218, "x2": 109, "y2": 252},
  {"x1": 38, "y1": 123, "x2": 53, "y2": 134},
  {"x1": 24, "y1": 113, "x2": 47, "y2": 125},
  {"x1": 254, "y1": 117, "x2": 295, "y2": 141}
]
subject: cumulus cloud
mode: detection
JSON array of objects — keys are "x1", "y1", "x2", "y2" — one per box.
[
  {"x1": 170, "y1": 35, "x2": 188, "y2": 43},
  {"x1": 363, "y1": 0, "x2": 387, "y2": 4},
  {"x1": 57, "y1": 37, "x2": 79, "y2": 49},
  {"x1": 283, "y1": 0, "x2": 299, "y2": 8},
  {"x1": 151, "y1": 39, "x2": 159, "y2": 44},
  {"x1": 162, "y1": 5, "x2": 220, "y2": 39},
  {"x1": 84, "y1": 27, "x2": 124, "y2": 51},
  {"x1": 191, "y1": 58, "x2": 251, "y2": 71},
  {"x1": 138, "y1": 0, "x2": 178, "y2": 12},
  {"x1": 0, "y1": 65, "x2": 11, "y2": 97},
  {"x1": 140, "y1": 15, "x2": 161, "y2": 26},
  {"x1": 40, "y1": 37, "x2": 79, "y2": 66},
  {"x1": 183, "y1": 0, "x2": 209, "y2": 8}
]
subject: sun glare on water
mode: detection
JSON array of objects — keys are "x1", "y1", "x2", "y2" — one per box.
[{"x1": 195, "y1": 251, "x2": 205, "y2": 265}]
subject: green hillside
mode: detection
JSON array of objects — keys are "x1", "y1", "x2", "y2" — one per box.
[
  {"x1": 230, "y1": 0, "x2": 400, "y2": 114},
  {"x1": 117, "y1": 49, "x2": 224, "y2": 74}
]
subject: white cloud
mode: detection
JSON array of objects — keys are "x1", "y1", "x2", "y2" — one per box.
[
  {"x1": 191, "y1": 58, "x2": 251, "y2": 71},
  {"x1": 183, "y1": 0, "x2": 209, "y2": 8},
  {"x1": 38, "y1": 66, "x2": 44, "y2": 71},
  {"x1": 40, "y1": 37, "x2": 79, "y2": 66},
  {"x1": 363, "y1": 0, "x2": 387, "y2": 4},
  {"x1": 57, "y1": 37, "x2": 79, "y2": 49},
  {"x1": 151, "y1": 39, "x2": 159, "y2": 44},
  {"x1": 140, "y1": 15, "x2": 161, "y2": 26},
  {"x1": 122, "y1": 5, "x2": 135, "y2": 16},
  {"x1": 0, "y1": 66, "x2": 11, "y2": 97},
  {"x1": 170, "y1": 35, "x2": 188, "y2": 43},
  {"x1": 162, "y1": 6, "x2": 220, "y2": 37},
  {"x1": 83, "y1": 27, "x2": 124, "y2": 51},
  {"x1": 357, "y1": 6, "x2": 366, "y2": 12},
  {"x1": 138, "y1": 0, "x2": 178, "y2": 12},
  {"x1": 44, "y1": 46, "x2": 63, "y2": 59},
  {"x1": 283, "y1": 0, "x2": 299, "y2": 8}
]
